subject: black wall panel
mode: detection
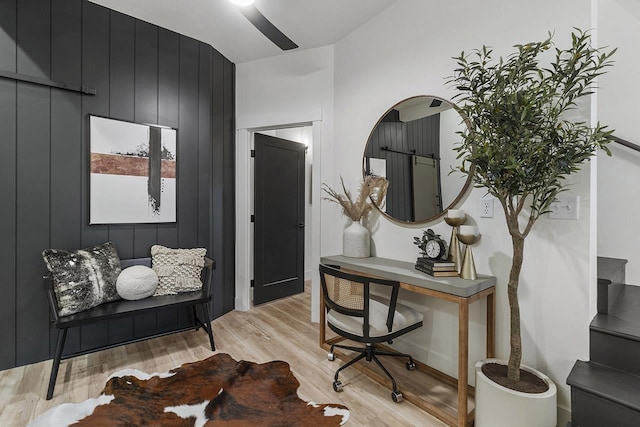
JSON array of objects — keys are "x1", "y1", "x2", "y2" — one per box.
[
  {"x1": 50, "y1": 0, "x2": 83, "y2": 357},
  {"x1": 222, "y1": 60, "x2": 236, "y2": 313},
  {"x1": 132, "y1": 19, "x2": 160, "y2": 339},
  {"x1": 0, "y1": 0, "x2": 235, "y2": 370},
  {"x1": 176, "y1": 36, "x2": 201, "y2": 329},
  {"x1": 0, "y1": 0, "x2": 17, "y2": 369},
  {"x1": 211, "y1": 49, "x2": 225, "y2": 317},
  {"x1": 15, "y1": 0, "x2": 51, "y2": 365},
  {"x1": 157, "y1": 28, "x2": 180, "y2": 250},
  {"x1": 107, "y1": 11, "x2": 136, "y2": 345},
  {"x1": 80, "y1": 2, "x2": 111, "y2": 352},
  {"x1": 15, "y1": 84, "x2": 51, "y2": 364}
]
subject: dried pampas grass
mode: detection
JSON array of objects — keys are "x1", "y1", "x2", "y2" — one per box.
[{"x1": 322, "y1": 175, "x2": 388, "y2": 222}]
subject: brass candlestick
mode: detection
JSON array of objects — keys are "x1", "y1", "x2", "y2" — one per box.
[
  {"x1": 458, "y1": 226, "x2": 480, "y2": 280},
  {"x1": 444, "y1": 214, "x2": 466, "y2": 273}
]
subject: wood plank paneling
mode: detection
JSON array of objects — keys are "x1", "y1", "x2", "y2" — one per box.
[
  {"x1": 178, "y1": 36, "x2": 200, "y2": 250},
  {"x1": 210, "y1": 49, "x2": 225, "y2": 318},
  {"x1": 50, "y1": 0, "x2": 82, "y2": 251},
  {"x1": 107, "y1": 10, "x2": 136, "y2": 345},
  {"x1": 16, "y1": 0, "x2": 50, "y2": 78},
  {"x1": 157, "y1": 28, "x2": 180, "y2": 249},
  {"x1": 15, "y1": 84, "x2": 51, "y2": 364},
  {"x1": 132, "y1": 19, "x2": 160, "y2": 337},
  {"x1": 80, "y1": 2, "x2": 111, "y2": 352},
  {"x1": 0, "y1": 78, "x2": 17, "y2": 370},
  {"x1": 50, "y1": 0, "x2": 83, "y2": 357},
  {"x1": 107, "y1": 11, "x2": 135, "y2": 259},
  {"x1": 15, "y1": 0, "x2": 51, "y2": 366},
  {"x1": 132, "y1": 20, "x2": 159, "y2": 261},
  {"x1": 0, "y1": 0, "x2": 16, "y2": 71},
  {"x1": 198, "y1": 43, "x2": 212, "y2": 251},
  {"x1": 2, "y1": 0, "x2": 235, "y2": 369},
  {"x1": 81, "y1": 2, "x2": 109, "y2": 246},
  {"x1": 222, "y1": 59, "x2": 235, "y2": 314},
  {"x1": 0, "y1": 0, "x2": 17, "y2": 371}
]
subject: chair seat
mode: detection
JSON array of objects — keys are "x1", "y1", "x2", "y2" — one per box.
[{"x1": 327, "y1": 296, "x2": 423, "y2": 338}]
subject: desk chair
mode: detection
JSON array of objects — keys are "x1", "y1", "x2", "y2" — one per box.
[{"x1": 319, "y1": 263, "x2": 424, "y2": 402}]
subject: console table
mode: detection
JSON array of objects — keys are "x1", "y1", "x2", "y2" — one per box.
[{"x1": 320, "y1": 255, "x2": 496, "y2": 427}]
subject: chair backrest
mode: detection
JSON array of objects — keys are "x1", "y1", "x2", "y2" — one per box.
[{"x1": 319, "y1": 264, "x2": 401, "y2": 339}]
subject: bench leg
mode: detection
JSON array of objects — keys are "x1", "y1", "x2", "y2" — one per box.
[
  {"x1": 192, "y1": 306, "x2": 200, "y2": 331},
  {"x1": 47, "y1": 328, "x2": 67, "y2": 400},
  {"x1": 201, "y1": 302, "x2": 215, "y2": 351}
]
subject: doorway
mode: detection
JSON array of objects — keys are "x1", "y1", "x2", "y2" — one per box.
[{"x1": 236, "y1": 120, "x2": 322, "y2": 321}]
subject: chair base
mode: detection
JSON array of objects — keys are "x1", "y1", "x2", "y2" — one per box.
[{"x1": 329, "y1": 342, "x2": 416, "y2": 402}]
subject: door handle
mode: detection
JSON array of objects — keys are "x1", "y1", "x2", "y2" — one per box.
[{"x1": 298, "y1": 223, "x2": 305, "y2": 228}]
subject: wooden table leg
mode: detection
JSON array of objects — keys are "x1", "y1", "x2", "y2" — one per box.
[
  {"x1": 319, "y1": 292, "x2": 326, "y2": 347},
  {"x1": 458, "y1": 300, "x2": 469, "y2": 427},
  {"x1": 487, "y1": 290, "x2": 496, "y2": 358}
]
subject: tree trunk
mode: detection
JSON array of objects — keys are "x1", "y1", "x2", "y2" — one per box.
[{"x1": 507, "y1": 233, "x2": 525, "y2": 382}]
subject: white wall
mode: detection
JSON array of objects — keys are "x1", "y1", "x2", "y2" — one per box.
[
  {"x1": 232, "y1": 1, "x2": 626, "y2": 423},
  {"x1": 332, "y1": 0, "x2": 593, "y2": 421},
  {"x1": 597, "y1": 0, "x2": 640, "y2": 285}
]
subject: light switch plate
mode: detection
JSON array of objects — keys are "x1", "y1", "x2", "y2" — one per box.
[{"x1": 548, "y1": 196, "x2": 579, "y2": 220}]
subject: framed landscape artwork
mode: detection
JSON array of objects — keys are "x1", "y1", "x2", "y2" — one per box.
[{"x1": 89, "y1": 115, "x2": 177, "y2": 224}]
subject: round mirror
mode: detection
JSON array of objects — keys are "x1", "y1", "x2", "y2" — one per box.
[{"x1": 363, "y1": 95, "x2": 472, "y2": 224}]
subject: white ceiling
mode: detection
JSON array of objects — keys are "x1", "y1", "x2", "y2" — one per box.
[{"x1": 89, "y1": 0, "x2": 398, "y2": 64}]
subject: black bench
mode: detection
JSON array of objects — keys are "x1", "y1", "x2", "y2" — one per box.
[{"x1": 44, "y1": 257, "x2": 216, "y2": 400}]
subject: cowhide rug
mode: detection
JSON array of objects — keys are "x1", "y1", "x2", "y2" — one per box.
[{"x1": 30, "y1": 353, "x2": 349, "y2": 426}]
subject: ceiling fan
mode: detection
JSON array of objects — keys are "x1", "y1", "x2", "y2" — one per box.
[{"x1": 230, "y1": 0, "x2": 298, "y2": 51}]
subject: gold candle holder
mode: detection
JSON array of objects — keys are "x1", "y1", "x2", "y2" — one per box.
[
  {"x1": 457, "y1": 225, "x2": 480, "y2": 280},
  {"x1": 444, "y1": 210, "x2": 466, "y2": 274}
]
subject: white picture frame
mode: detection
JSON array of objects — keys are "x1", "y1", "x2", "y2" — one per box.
[{"x1": 89, "y1": 115, "x2": 177, "y2": 224}]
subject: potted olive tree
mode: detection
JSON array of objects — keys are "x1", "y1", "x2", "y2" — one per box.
[{"x1": 448, "y1": 29, "x2": 615, "y2": 426}]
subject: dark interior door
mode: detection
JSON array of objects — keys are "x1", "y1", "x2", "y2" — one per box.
[{"x1": 253, "y1": 133, "x2": 305, "y2": 305}]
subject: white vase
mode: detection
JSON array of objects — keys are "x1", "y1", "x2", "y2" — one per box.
[
  {"x1": 475, "y1": 359, "x2": 557, "y2": 427},
  {"x1": 343, "y1": 221, "x2": 370, "y2": 258}
]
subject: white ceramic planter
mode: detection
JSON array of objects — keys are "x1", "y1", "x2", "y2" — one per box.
[
  {"x1": 343, "y1": 221, "x2": 370, "y2": 258},
  {"x1": 475, "y1": 359, "x2": 557, "y2": 427}
]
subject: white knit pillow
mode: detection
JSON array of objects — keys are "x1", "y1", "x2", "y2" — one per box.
[
  {"x1": 116, "y1": 266, "x2": 158, "y2": 300},
  {"x1": 150, "y1": 245, "x2": 206, "y2": 296}
]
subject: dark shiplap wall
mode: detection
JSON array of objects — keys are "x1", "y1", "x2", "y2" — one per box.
[
  {"x1": 365, "y1": 114, "x2": 440, "y2": 221},
  {"x1": 0, "y1": 0, "x2": 235, "y2": 369}
]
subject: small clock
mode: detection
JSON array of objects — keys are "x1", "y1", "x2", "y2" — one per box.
[
  {"x1": 414, "y1": 229, "x2": 447, "y2": 260},
  {"x1": 425, "y1": 239, "x2": 446, "y2": 259}
]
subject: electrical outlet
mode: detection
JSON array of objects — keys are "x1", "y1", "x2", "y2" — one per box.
[
  {"x1": 548, "y1": 196, "x2": 579, "y2": 220},
  {"x1": 480, "y1": 198, "x2": 494, "y2": 218}
]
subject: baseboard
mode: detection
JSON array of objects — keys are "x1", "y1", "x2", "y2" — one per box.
[{"x1": 557, "y1": 405, "x2": 570, "y2": 427}]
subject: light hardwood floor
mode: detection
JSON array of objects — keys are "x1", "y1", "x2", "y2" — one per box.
[{"x1": 0, "y1": 284, "x2": 446, "y2": 426}]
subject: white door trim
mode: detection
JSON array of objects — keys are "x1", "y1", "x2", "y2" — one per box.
[{"x1": 235, "y1": 116, "x2": 323, "y2": 323}]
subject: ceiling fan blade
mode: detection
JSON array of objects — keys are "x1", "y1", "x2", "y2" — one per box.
[{"x1": 238, "y1": 5, "x2": 298, "y2": 51}]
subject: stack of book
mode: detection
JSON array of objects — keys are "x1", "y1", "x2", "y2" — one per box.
[{"x1": 415, "y1": 257, "x2": 458, "y2": 277}]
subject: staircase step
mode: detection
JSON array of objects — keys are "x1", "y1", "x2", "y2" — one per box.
[
  {"x1": 591, "y1": 284, "x2": 640, "y2": 374},
  {"x1": 567, "y1": 361, "x2": 640, "y2": 427},
  {"x1": 597, "y1": 257, "x2": 627, "y2": 314}
]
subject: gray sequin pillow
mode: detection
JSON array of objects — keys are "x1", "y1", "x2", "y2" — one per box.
[
  {"x1": 43, "y1": 242, "x2": 121, "y2": 316},
  {"x1": 151, "y1": 245, "x2": 206, "y2": 296}
]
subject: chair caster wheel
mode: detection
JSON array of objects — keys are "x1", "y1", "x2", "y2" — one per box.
[
  {"x1": 327, "y1": 352, "x2": 335, "y2": 361},
  {"x1": 333, "y1": 380, "x2": 343, "y2": 392},
  {"x1": 406, "y1": 361, "x2": 416, "y2": 371},
  {"x1": 391, "y1": 391, "x2": 403, "y2": 403}
]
